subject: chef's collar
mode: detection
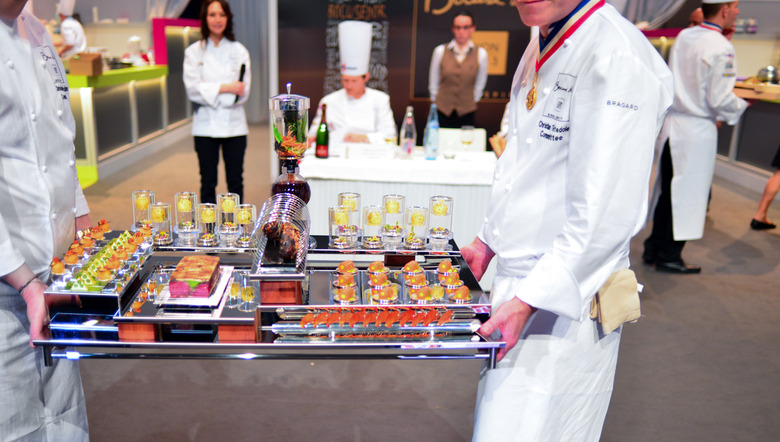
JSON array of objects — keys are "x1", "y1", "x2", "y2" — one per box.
[
  {"x1": 700, "y1": 21, "x2": 723, "y2": 32},
  {"x1": 540, "y1": 0, "x2": 591, "y2": 51}
]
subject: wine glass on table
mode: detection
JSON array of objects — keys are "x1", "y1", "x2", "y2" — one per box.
[{"x1": 459, "y1": 125, "x2": 475, "y2": 152}]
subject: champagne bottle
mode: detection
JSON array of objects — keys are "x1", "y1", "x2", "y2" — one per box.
[
  {"x1": 423, "y1": 103, "x2": 439, "y2": 160},
  {"x1": 399, "y1": 105, "x2": 416, "y2": 156},
  {"x1": 315, "y1": 104, "x2": 329, "y2": 158}
]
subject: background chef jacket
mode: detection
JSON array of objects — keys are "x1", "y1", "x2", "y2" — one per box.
[
  {"x1": 0, "y1": 10, "x2": 90, "y2": 440},
  {"x1": 651, "y1": 24, "x2": 747, "y2": 241},
  {"x1": 472, "y1": 3, "x2": 673, "y2": 440},
  {"x1": 59, "y1": 16, "x2": 86, "y2": 59},
  {"x1": 183, "y1": 38, "x2": 251, "y2": 138},
  {"x1": 309, "y1": 88, "x2": 397, "y2": 145}
]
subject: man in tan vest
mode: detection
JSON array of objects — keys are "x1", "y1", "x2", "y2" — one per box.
[{"x1": 428, "y1": 11, "x2": 488, "y2": 128}]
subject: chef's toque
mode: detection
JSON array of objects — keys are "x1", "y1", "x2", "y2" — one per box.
[
  {"x1": 338, "y1": 21, "x2": 372, "y2": 76},
  {"x1": 59, "y1": 0, "x2": 76, "y2": 16}
]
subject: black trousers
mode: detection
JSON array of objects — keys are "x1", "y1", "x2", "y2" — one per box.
[
  {"x1": 644, "y1": 140, "x2": 686, "y2": 262},
  {"x1": 437, "y1": 109, "x2": 476, "y2": 129},
  {"x1": 194, "y1": 135, "x2": 246, "y2": 204}
]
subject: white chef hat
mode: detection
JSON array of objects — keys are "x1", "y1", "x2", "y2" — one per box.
[
  {"x1": 701, "y1": 0, "x2": 734, "y2": 4},
  {"x1": 338, "y1": 21, "x2": 372, "y2": 76},
  {"x1": 58, "y1": 0, "x2": 76, "y2": 16}
]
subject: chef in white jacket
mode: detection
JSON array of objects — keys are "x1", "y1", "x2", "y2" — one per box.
[
  {"x1": 461, "y1": 0, "x2": 673, "y2": 439},
  {"x1": 1, "y1": 1, "x2": 90, "y2": 439},
  {"x1": 309, "y1": 21, "x2": 396, "y2": 146},
  {"x1": 57, "y1": 0, "x2": 86, "y2": 59},
  {"x1": 643, "y1": 0, "x2": 747, "y2": 273},
  {"x1": 183, "y1": 0, "x2": 250, "y2": 204}
]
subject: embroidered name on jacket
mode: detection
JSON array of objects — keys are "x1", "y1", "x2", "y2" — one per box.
[{"x1": 606, "y1": 100, "x2": 638, "y2": 111}]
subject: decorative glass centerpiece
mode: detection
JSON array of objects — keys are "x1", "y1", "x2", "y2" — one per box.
[{"x1": 270, "y1": 83, "x2": 310, "y2": 204}]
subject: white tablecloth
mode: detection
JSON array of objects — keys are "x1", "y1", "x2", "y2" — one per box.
[{"x1": 299, "y1": 151, "x2": 498, "y2": 290}]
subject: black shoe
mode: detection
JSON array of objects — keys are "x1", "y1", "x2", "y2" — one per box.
[
  {"x1": 655, "y1": 260, "x2": 701, "y2": 274},
  {"x1": 750, "y1": 219, "x2": 776, "y2": 230},
  {"x1": 642, "y1": 249, "x2": 656, "y2": 264}
]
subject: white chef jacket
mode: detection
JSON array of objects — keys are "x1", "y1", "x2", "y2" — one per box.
[
  {"x1": 649, "y1": 23, "x2": 747, "y2": 241},
  {"x1": 59, "y1": 16, "x2": 86, "y2": 59},
  {"x1": 0, "y1": 11, "x2": 89, "y2": 440},
  {"x1": 309, "y1": 88, "x2": 397, "y2": 145},
  {"x1": 428, "y1": 39, "x2": 489, "y2": 103},
  {"x1": 183, "y1": 38, "x2": 250, "y2": 138},
  {"x1": 473, "y1": 4, "x2": 673, "y2": 440}
]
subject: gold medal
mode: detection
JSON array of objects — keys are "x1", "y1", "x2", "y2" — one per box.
[{"x1": 526, "y1": 72, "x2": 538, "y2": 110}]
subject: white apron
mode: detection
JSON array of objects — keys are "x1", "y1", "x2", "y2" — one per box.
[{"x1": 649, "y1": 24, "x2": 747, "y2": 241}]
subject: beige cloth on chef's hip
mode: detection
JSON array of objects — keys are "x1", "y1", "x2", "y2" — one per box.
[{"x1": 590, "y1": 268, "x2": 641, "y2": 334}]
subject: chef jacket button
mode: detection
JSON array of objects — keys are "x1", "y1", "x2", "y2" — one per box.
[
  {"x1": 492, "y1": 228, "x2": 500, "y2": 237},
  {"x1": 41, "y1": 165, "x2": 48, "y2": 173},
  {"x1": 51, "y1": 213, "x2": 57, "y2": 220},
  {"x1": 543, "y1": 87, "x2": 550, "y2": 95},
  {"x1": 6, "y1": 60, "x2": 13, "y2": 69},
  {"x1": 483, "y1": 217, "x2": 489, "y2": 224},
  {"x1": 57, "y1": 109, "x2": 64, "y2": 117},
  {"x1": 505, "y1": 184, "x2": 512, "y2": 192},
  {"x1": 72, "y1": 207, "x2": 78, "y2": 214},
  {"x1": 69, "y1": 160, "x2": 75, "y2": 166},
  {"x1": 525, "y1": 138, "x2": 532, "y2": 144},
  {"x1": 30, "y1": 112, "x2": 37, "y2": 122},
  {"x1": 40, "y1": 59, "x2": 47, "y2": 67},
  {"x1": 563, "y1": 41, "x2": 571, "y2": 49}
]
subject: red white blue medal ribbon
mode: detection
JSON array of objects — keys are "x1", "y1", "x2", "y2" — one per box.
[{"x1": 526, "y1": 0, "x2": 605, "y2": 110}]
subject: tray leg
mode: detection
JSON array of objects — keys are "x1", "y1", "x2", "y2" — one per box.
[{"x1": 43, "y1": 346, "x2": 53, "y2": 367}]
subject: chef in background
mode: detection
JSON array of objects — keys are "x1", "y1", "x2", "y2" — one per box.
[
  {"x1": 643, "y1": 0, "x2": 748, "y2": 273},
  {"x1": 1, "y1": 0, "x2": 91, "y2": 438},
  {"x1": 309, "y1": 20, "x2": 396, "y2": 145},
  {"x1": 56, "y1": 0, "x2": 85, "y2": 59}
]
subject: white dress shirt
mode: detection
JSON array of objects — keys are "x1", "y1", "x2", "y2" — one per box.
[
  {"x1": 428, "y1": 39, "x2": 488, "y2": 102},
  {"x1": 183, "y1": 38, "x2": 250, "y2": 138}
]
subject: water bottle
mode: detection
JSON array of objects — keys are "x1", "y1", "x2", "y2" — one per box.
[
  {"x1": 423, "y1": 103, "x2": 439, "y2": 160},
  {"x1": 399, "y1": 105, "x2": 416, "y2": 156}
]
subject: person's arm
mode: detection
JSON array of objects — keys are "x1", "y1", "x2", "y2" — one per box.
[
  {"x1": 461, "y1": 236, "x2": 495, "y2": 281},
  {"x1": 218, "y1": 43, "x2": 251, "y2": 107},
  {"x1": 2, "y1": 265, "x2": 49, "y2": 347},
  {"x1": 706, "y1": 48, "x2": 747, "y2": 125},
  {"x1": 474, "y1": 47, "x2": 489, "y2": 102},
  {"x1": 428, "y1": 45, "x2": 444, "y2": 101}
]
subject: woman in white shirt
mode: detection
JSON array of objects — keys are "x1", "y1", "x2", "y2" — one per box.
[{"x1": 183, "y1": 0, "x2": 250, "y2": 203}]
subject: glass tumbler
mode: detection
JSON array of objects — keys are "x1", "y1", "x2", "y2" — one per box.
[
  {"x1": 150, "y1": 202, "x2": 172, "y2": 245},
  {"x1": 329, "y1": 205, "x2": 357, "y2": 249},
  {"x1": 405, "y1": 205, "x2": 428, "y2": 250},
  {"x1": 381, "y1": 194, "x2": 405, "y2": 250},
  {"x1": 217, "y1": 192, "x2": 240, "y2": 226},
  {"x1": 235, "y1": 203, "x2": 256, "y2": 248},
  {"x1": 362, "y1": 205, "x2": 384, "y2": 249},
  {"x1": 428, "y1": 195, "x2": 453, "y2": 250},
  {"x1": 132, "y1": 190, "x2": 155, "y2": 231}
]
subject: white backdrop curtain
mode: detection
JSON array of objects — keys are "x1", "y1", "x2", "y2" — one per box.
[
  {"x1": 608, "y1": 0, "x2": 689, "y2": 29},
  {"x1": 147, "y1": 0, "x2": 190, "y2": 19}
]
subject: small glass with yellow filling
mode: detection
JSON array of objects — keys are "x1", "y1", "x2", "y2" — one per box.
[{"x1": 131, "y1": 190, "x2": 155, "y2": 232}]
